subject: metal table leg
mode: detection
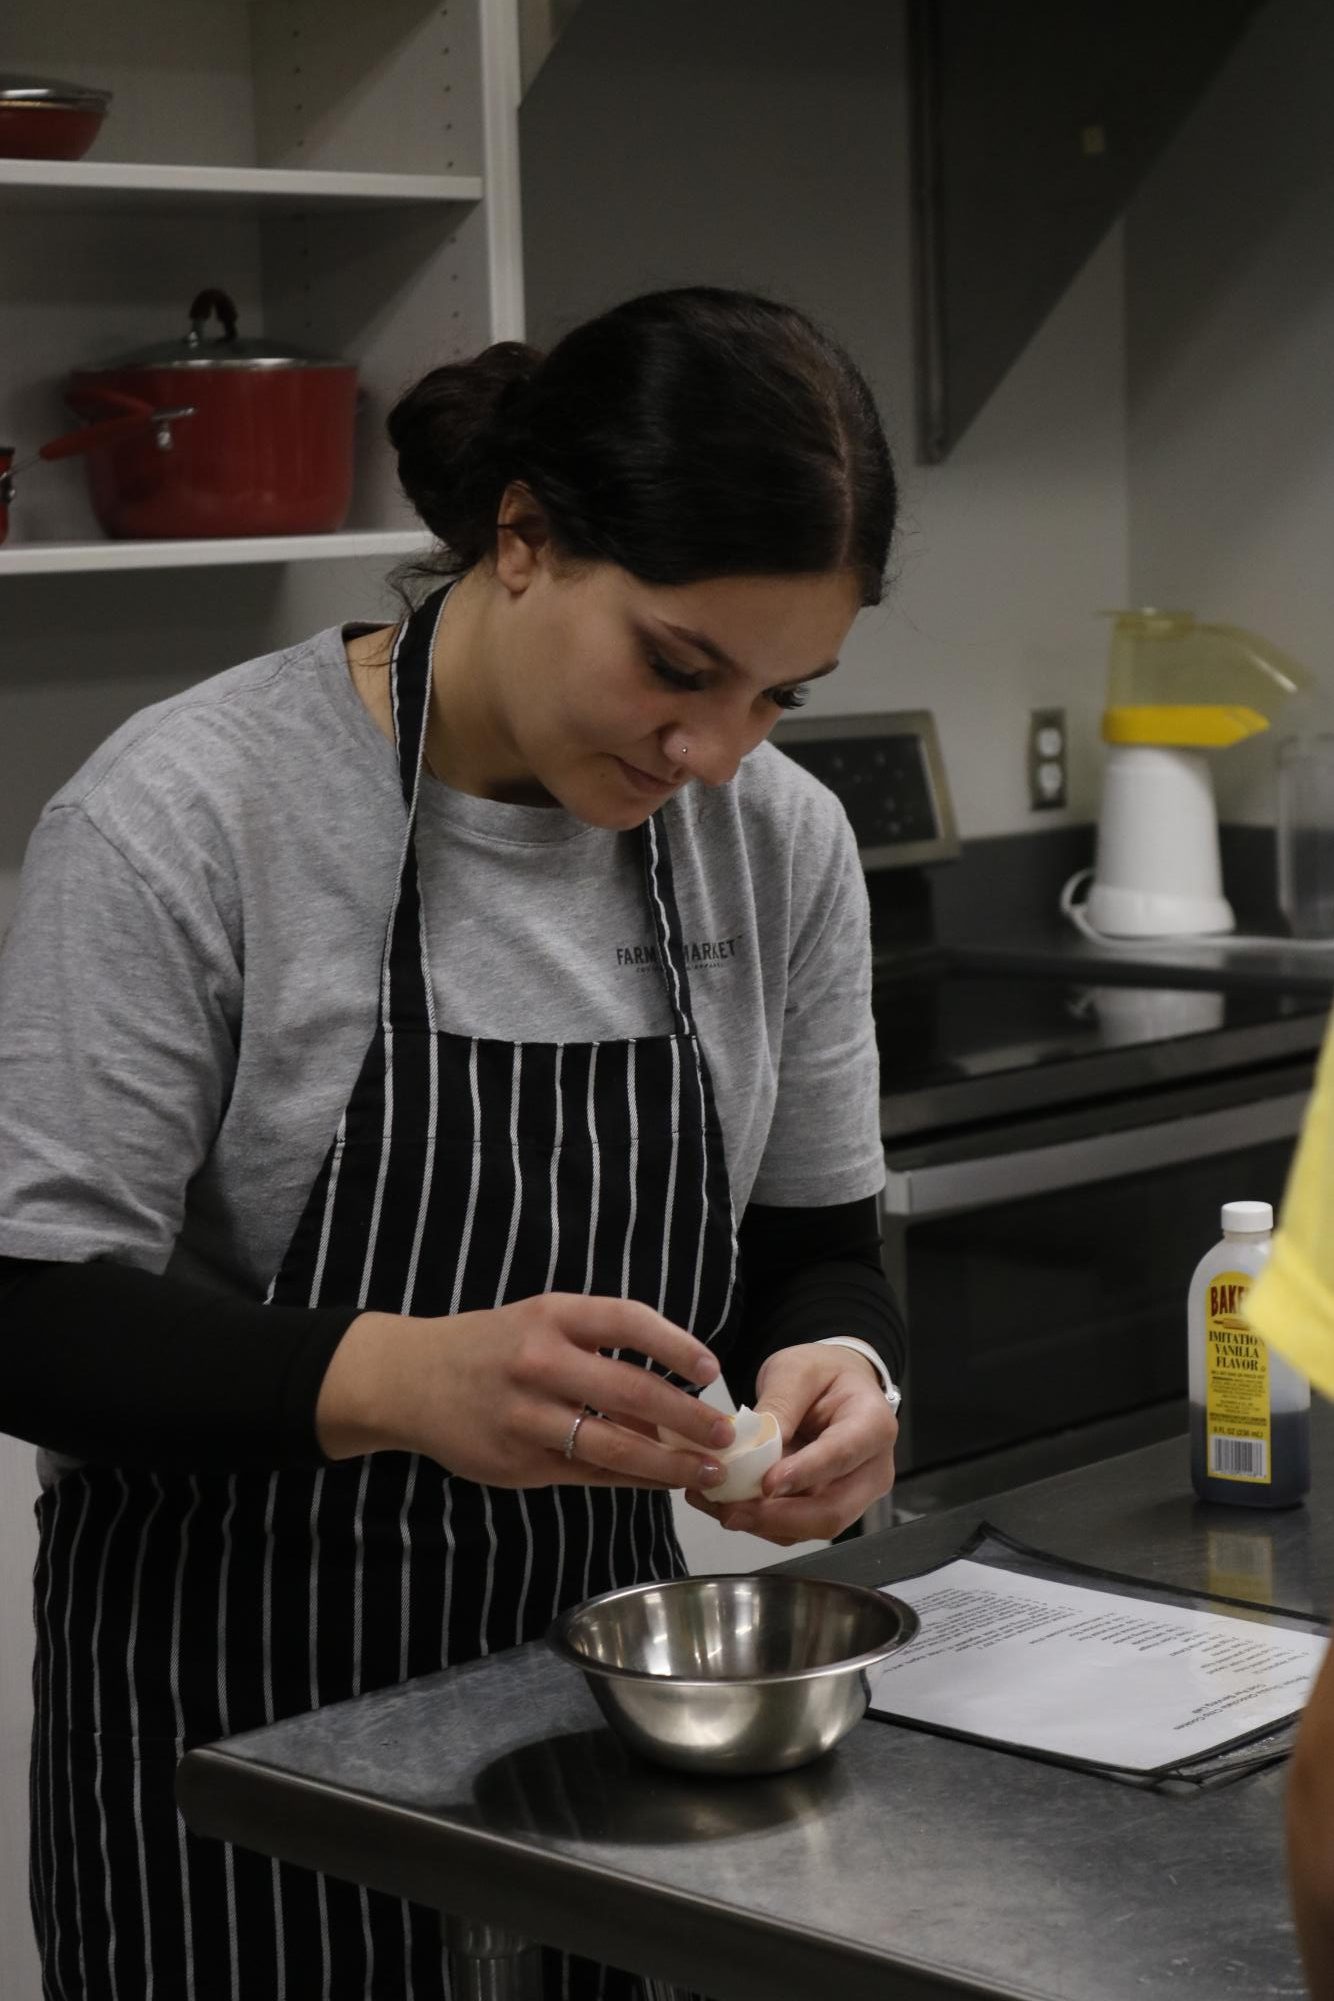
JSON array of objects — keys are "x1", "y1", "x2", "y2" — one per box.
[{"x1": 444, "y1": 1915, "x2": 543, "y2": 2000}]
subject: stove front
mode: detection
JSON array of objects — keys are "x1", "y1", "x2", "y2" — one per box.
[{"x1": 874, "y1": 957, "x2": 1322, "y2": 1488}]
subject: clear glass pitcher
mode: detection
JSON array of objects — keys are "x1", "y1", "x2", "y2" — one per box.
[{"x1": 1277, "y1": 735, "x2": 1334, "y2": 939}]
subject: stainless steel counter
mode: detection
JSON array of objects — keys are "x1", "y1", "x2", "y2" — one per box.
[{"x1": 177, "y1": 1412, "x2": 1334, "y2": 2000}]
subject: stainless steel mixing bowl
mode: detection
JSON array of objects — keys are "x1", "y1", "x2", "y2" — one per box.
[{"x1": 549, "y1": 1573, "x2": 919, "y2": 1775}]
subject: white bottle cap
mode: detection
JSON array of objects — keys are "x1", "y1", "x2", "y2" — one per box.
[{"x1": 1221, "y1": 1200, "x2": 1273, "y2": 1234}]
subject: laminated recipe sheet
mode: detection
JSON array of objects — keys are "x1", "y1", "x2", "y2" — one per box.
[{"x1": 870, "y1": 1533, "x2": 1329, "y2": 1778}]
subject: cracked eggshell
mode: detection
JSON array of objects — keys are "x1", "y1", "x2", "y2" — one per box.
[{"x1": 659, "y1": 1404, "x2": 783, "y2": 1503}]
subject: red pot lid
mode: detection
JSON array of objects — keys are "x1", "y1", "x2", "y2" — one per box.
[
  {"x1": 0, "y1": 73, "x2": 112, "y2": 111},
  {"x1": 82, "y1": 289, "x2": 352, "y2": 373}
]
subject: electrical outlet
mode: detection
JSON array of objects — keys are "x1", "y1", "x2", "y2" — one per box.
[{"x1": 1028, "y1": 706, "x2": 1067, "y2": 811}]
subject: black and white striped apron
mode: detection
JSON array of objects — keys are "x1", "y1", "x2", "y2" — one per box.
[{"x1": 30, "y1": 584, "x2": 740, "y2": 2001}]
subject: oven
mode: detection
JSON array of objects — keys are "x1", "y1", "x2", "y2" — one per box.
[{"x1": 774, "y1": 713, "x2": 1330, "y2": 1507}]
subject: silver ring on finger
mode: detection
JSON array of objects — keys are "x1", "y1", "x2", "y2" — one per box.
[{"x1": 562, "y1": 1408, "x2": 592, "y2": 1462}]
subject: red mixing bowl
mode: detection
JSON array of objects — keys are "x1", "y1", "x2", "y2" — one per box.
[{"x1": 0, "y1": 74, "x2": 111, "y2": 161}]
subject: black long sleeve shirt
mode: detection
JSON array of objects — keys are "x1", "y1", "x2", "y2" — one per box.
[{"x1": 0, "y1": 1195, "x2": 903, "y2": 1472}]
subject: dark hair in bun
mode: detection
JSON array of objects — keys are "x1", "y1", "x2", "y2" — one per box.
[
  {"x1": 387, "y1": 288, "x2": 896, "y2": 605},
  {"x1": 387, "y1": 341, "x2": 542, "y2": 572}
]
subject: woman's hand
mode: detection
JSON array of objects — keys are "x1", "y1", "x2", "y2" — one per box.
[
  {"x1": 685, "y1": 1344, "x2": 897, "y2": 1545},
  {"x1": 315, "y1": 1293, "x2": 735, "y2": 1491}
]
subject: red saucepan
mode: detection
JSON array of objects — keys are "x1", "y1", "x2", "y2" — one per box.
[
  {"x1": 0, "y1": 74, "x2": 112, "y2": 161},
  {"x1": 64, "y1": 289, "x2": 359, "y2": 539}
]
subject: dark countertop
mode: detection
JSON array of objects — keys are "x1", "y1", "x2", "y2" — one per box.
[
  {"x1": 918, "y1": 823, "x2": 1334, "y2": 999},
  {"x1": 177, "y1": 1412, "x2": 1332, "y2": 2000},
  {"x1": 865, "y1": 829, "x2": 1334, "y2": 1137},
  {"x1": 957, "y1": 927, "x2": 1334, "y2": 999}
]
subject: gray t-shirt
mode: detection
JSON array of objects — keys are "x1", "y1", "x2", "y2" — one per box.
[{"x1": 0, "y1": 625, "x2": 884, "y2": 1307}]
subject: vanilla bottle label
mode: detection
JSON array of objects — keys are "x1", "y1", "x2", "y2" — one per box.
[{"x1": 1204, "y1": 1271, "x2": 1270, "y2": 1483}]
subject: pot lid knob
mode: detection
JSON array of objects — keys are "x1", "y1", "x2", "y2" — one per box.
[{"x1": 187, "y1": 288, "x2": 240, "y2": 350}]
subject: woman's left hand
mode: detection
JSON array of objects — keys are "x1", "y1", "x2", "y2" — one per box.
[{"x1": 684, "y1": 1344, "x2": 897, "y2": 1545}]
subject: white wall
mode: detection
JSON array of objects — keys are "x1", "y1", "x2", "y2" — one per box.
[
  {"x1": 1126, "y1": 0, "x2": 1334, "y2": 823},
  {"x1": 520, "y1": 0, "x2": 1130, "y2": 836}
]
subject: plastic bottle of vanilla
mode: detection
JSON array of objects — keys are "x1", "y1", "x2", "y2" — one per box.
[{"x1": 1188, "y1": 1200, "x2": 1310, "y2": 1507}]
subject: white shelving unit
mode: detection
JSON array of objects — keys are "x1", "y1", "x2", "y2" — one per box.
[
  {"x1": 0, "y1": 0, "x2": 523, "y2": 571},
  {"x1": 0, "y1": 14, "x2": 523, "y2": 1996},
  {"x1": 0, "y1": 157, "x2": 484, "y2": 211},
  {"x1": 0, "y1": 529, "x2": 434, "y2": 576}
]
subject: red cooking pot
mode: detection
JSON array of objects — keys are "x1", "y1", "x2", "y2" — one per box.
[{"x1": 66, "y1": 289, "x2": 359, "y2": 539}]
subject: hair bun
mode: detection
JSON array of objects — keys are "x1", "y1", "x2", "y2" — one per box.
[
  {"x1": 476, "y1": 339, "x2": 543, "y2": 415},
  {"x1": 387, "y1": 341, "x2": 543, "y2": 554}
]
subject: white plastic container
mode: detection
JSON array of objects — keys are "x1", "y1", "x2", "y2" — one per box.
[
  {"x1": 1187, "y1": 1200, "x2": 1310, "y2": 1507},
  {"x1": 1087, "y1": 746, "x2": 1235, "y2": 937}
]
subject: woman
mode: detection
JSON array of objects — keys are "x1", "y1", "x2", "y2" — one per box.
[{"x1": 0, "y1": 286, "x2": 903, "y2": 1999}]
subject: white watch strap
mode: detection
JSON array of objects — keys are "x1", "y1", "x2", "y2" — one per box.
[{"x1": 816, "y1": 1336, "x2": 902, "y2": 1414}]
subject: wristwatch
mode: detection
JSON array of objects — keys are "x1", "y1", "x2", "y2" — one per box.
[{"x1": 816, "y1": 1336, "x2": 903, "y2": 1416}]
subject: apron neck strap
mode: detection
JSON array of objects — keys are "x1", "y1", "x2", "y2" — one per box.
[
  {"x1": 640, "y1": 812, "x2": 697, "y2": 1039},
  {"x1": 388, "y1": 584, "x2": 444, "y2": 811},
  {"x1": 378, "y1": 585, "x2": 448, "y2": 1030}
]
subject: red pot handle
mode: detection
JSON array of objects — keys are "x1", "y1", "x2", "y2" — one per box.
[
  {"x1": 65, "y1": 385, "x2": 155, "y2": 423},
  {"x1": 43, "y1": 388, "x2": 190, "y2": 462}
]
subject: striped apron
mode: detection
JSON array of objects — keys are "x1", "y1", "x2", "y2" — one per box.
[{"x1": 30, "y1": 585, "x2": 740, "y2": 2001}]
